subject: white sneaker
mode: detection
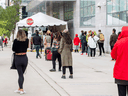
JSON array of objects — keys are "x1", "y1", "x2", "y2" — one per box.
[
  {"x1": 14, "y1": 90, "x2": 20, "y2": 93},
  {"x1": 20, "y1": 91, "x2": 26, "y2": 95}
]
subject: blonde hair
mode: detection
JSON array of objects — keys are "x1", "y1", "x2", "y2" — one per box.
[{"x1": 16, "y1": 29, "x2": 26, "y2": 41}]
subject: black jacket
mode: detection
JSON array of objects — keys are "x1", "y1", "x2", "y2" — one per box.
[
  {"x1": 110, "y1": 33, "x2": 118, "y2": 46},
  {"x1": 33, "y1": 35, "x2": 41, "y2": 45},
  {"x1": 81, "y1": 35, "x2": 87, "y2": 44}
]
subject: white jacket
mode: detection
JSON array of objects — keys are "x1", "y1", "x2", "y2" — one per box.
[{"x1": 88, "y1": 36, "x2": 99, "y2": 48}]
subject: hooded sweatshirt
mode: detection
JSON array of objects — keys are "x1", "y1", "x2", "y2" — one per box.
[
  {"x1": 111, "y1": 26, "x2": 128, "y2": 80},
  {"x1": 73, "y1": 34, "x2": 80, "y2": 46}
]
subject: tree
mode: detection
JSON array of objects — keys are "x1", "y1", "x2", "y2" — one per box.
[
  {"x1": 0, "y1": 0, "x2": 21, "y2": 38},
  {"x1": 0, "y1": 21, "x2": 9, "y2": 37}
]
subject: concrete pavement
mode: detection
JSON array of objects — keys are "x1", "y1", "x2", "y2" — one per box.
[
  {"x1": 0, "y1": 47, "x2": 60, "y2": 96},
  {"x1": 0, "y1": 47, "x2": 118, "y2": 96}
]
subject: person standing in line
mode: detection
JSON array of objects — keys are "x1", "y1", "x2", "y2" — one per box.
[
  {"x1": 33, "y1": 30, "x2": 42, "y2": 59},
  {"x1": 111, "y1": 26, "x2": 128, "y2": 96},
  {"x1": 88, "y1": 32, "x2": 99, "y2": 59},
  {"x1": 4, "y1": 36, "x2": 8, "y2": 47},
  {"x1": 87, "y1": 34, "x2": 91, "y2": 57},
  {"x1": 97, "y1": 30, "x2": 105, "y2": 56},
  {"x1": 79, "y1": 30, "x2": 84, "y2": 50},
  {"x1": 58, "y1": 30, "x2": 73, "y2": 79},
  {"x1": 0, "y1": 36, "x2": 4, "y2": 51},
  {"x1": 39, "y1": 29, "x2": 43, "y2": 54},
  {"x1": 50, "y1": 32, "x2": 62, "y2": 72},
  {"x1": 110, "y1": 29, "x2": 118, "y2": 61},
  {"x1": 73, "y1": 34, "x2": 80, "y2": 52},
  {"x1": 12, "y1": 29, "x2": 29, "y2": 94},
  {"x1": 117, "y1": 32, "x2": 121, "y2": 40},
  {"x1": 44, "y1": 30, "x2": 51, "y2": 48},
  {"x1": 31, "y1": 30, "x2": 36, "y2": 52},
  {"x1": 50, "y1": 31, "x2": 54, "y2": 47},
  {"x1": 118, "y1": 32, "x2": 121, "y2": 37},
  {"x1": 81, "y1": 32, "x2": 87, "y2": 55}
]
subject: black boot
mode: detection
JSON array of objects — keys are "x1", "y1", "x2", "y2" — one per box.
[{"x1": 75, "y1": 50, "x2": 76, "y2": 52}]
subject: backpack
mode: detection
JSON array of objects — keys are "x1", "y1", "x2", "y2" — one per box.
[{"x1": 99, "y1": 33, "x2": 104, "y2": 41}]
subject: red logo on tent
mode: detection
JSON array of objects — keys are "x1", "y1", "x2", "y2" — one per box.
[{"x1": 27, "y1": 18, "x2": 34, "y2": 25}]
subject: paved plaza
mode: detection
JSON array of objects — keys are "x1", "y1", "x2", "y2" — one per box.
[{"x1": 0, "y1": 47, "x2": 118, "y2": 96}]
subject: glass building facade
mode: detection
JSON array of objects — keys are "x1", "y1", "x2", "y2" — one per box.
[
  {"x1": 22, "y1": 0, "x2": 31, "y2": 4},
  {"x1": 80, "y1": 0, "x2": 95, "y2": 27},
  {"x1": 27, "y1": 2, "x2": 46, "y2": 17},
  {"x1": 64, "y1": 2, "x2": 73, "y2": 21},
  {"x1": 53, "y1": 2, "x2": 60, "y2": 19},
  {"x1": 107, "y1": 0, "x2": 128, "y2": 25}
]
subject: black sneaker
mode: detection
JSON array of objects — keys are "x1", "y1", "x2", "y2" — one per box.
[
  {"x1": 59, "y1": 69, "x2": 61, "y2": 71},
  {"x1": 69, "y1": 75, "x2": 73, "y2": 79},
  {"x1": 61, "y1": 75, "x2": 66, "y2": 79},
  {"x1": 49, "y1": 69, "x2": 56, "y2": 72}
]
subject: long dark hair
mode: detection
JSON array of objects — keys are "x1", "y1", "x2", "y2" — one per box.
[
  {"x1": 118, "y1": 32, "x2": 121, "y2": 36},
  {"x1": 63, "y1": 32, "x2": 72, "y2": 44},
  {"x1": 54, "y1": 32, "x2": 61, "y2": 41}
]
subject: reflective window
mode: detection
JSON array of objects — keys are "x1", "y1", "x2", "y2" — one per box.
[
  {"x1": 64, "y1": 2, "x2": 73, "y2": 21},
  {"x1": 80, "y1": 0, "x2": 95, "y2": 27},
  {"x1": 107, "y1": 0, "x2": 128, "y2": 25},
  {"x1": 53, "y1": 3, "x2": 60, "y2": 19}
]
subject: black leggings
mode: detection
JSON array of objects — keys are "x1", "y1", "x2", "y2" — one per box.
[
  {"x1": 90, "y1": 48, "x2": 96, "y2": 57},
  {"x1": 15, "y1": 55, "x2": 28, "y2": 89},
  {"x1": 62, "y1": 66, "x2": 73, "y2": 74},
  {"x1": 98, "y1": 42, "x2": 105, "y2": 55},
  {"x1": 52, "y1": 51, "x2": 61, "y2": 70},
  {"x1": 117, "y1": 84, "x2": 128, "y2": 96}
]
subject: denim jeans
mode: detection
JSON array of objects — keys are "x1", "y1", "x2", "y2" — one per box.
[
  {"x1": 75, "y1": 45, "x2": 79, "y2": 50},
  {"x1": 34, "y1": 45, "x2": 40, "y2": 58},
  {"x1": 88, "y1": 47, "x2": 90, "y2": 55},
  {"x1": 82, "y1": 43, "x2": 87, "y2": 53}
]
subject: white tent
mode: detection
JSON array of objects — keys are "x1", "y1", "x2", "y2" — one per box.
[
  {"x1": 13, "y1": 12, "x2": 68, "y2": 39},
  {"x1": 17, "y1": 12, "x2": 67, "y2": 27}
]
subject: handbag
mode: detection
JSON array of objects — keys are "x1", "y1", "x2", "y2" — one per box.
[{"x1": 10, "y1": 53, "x2": 16, "y2": 69}]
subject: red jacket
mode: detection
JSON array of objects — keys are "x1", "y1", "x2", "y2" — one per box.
[
  {"x1": 73, "y1": 34, "x2": 80, "y2": 45},
  {"x1": 5, "y1": 38, "x2": 7, "y2": 43},
  {"x1": 111, "y1": 26, "x2": 128, "y2": 80}
]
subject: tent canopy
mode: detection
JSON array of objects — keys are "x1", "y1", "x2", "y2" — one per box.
[{"x1": 17, "y1": 12, "x2": 67, "y2": 27}]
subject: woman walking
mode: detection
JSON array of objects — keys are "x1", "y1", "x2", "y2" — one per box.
[
  {"x1": 88, "y1": 32, "x2": 99, "y2": 59},
  {"x1": 73, "y1": 34, "x2": 80, "y2": 52},
  {"x1": 12, "y1": 29, "x2": 29, "y2": 94},
  {"x1": 58, "y1": 30, "x2": 73, "y2": 79},
  {"x1": 50, "y1": 32, "x2": 62, "y2": 72}
]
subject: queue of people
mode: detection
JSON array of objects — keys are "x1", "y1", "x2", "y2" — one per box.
[
  {"x1": 11, "y1": 27, "x2": 122, "y2": 95},
  {"x1": 73, "y1": 30, "x2": 103, "y2": 58}
]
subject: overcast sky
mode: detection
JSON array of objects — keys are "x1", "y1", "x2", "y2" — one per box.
[{"x1": 0, "y1": 0, "x2": 5, "y2": 9}]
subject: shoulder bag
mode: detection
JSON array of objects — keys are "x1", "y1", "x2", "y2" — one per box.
[{"x1": 10, "y1": 53, "x2": 16, "y2": 70}]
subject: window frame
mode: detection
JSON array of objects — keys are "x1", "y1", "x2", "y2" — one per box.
[
  {"x1": 80, "y1": 0, "x2": 95, "y2": 27},
  {"x1": 106, "y1": 0, "x2": 128, "y2": 26}
]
